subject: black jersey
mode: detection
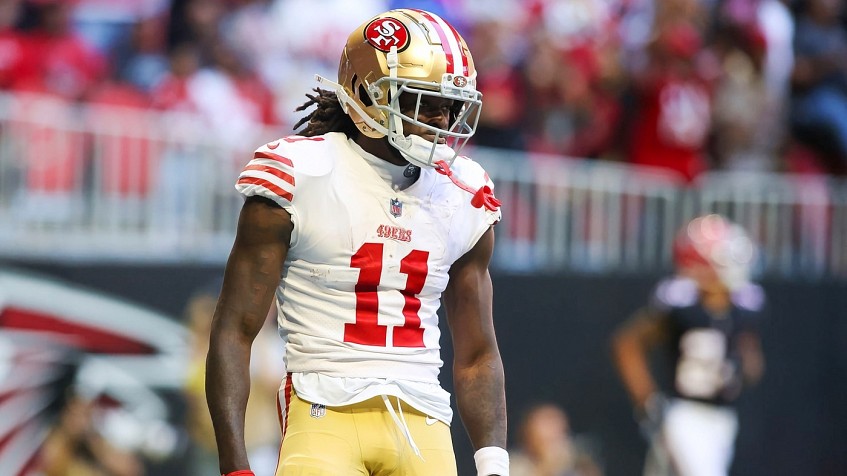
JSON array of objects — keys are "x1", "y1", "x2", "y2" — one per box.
[{"x1": 649, "y1": 276, "x2": 765, "y2": 406}]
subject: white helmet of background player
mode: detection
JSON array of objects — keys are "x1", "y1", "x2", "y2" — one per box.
[
  {"x1": 672, "y1": 214, "x2": 757, "y2": 290},
  {"x1": 317, "y1": 9, "x2": 482, "y2": 168}
]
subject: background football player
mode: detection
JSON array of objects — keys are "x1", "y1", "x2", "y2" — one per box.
[{"x1": 611, "y1": 214, "x2": 766, "y2": 476}]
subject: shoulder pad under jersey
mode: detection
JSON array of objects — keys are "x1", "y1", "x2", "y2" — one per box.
[
  {"x1": 731, "y1": 282, "x2": 766, "y2": 312},
  {"x1": 234, "y1": 133, "x2": 343, "y2": 208},
  {"x1": 651, "y1": 276, "x2": 699, "y2": 310},
  {"x1": 439, "y1": 155, "x2": 501, "y2": 223},
  {"x1": 448, "y1": 156, "x2": 495, "y2": 192}
]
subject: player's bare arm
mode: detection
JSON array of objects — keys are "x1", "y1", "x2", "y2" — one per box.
[
  {"x1": 611, "y1": 308, "x2": 669, "y2": 411},
  {"x1": 738, "y1": 331, "x2": 765, "y2": 385},
  {"x1": 206, "y1": 196, "x2": 292, "y2": 474},
  {"x1": 444, "y1": 227, "x2": 507, "y2": 452}
]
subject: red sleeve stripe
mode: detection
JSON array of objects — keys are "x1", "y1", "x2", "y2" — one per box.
[
  {"x1": 412, "y1": 9, "x2": 468, "y2": 76},
  {"x1": 243, "y1": 164, "x2": 295, "y2": 186},
  {"x1": 254, "y1": 151, "x2": 294, "y2": 167},
  {"x1": 237, "y1": 176, "x2": 294, "y2": 202}
]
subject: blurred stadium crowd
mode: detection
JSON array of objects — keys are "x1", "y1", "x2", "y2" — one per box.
[{"x1": 0, "y1": 0, "x2": 845, "y2": 181}]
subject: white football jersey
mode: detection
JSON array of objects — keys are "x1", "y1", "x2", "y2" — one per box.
[{"x1": 235, "y1": 132, "x2": 500, "y2": 385}]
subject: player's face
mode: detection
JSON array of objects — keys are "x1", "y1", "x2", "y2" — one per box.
[
  {"x1": 682, "y1": 263, "x2": 728, "y2": 294},
  {"x1": 398, "y1": 92, "x2": 454, "y2": 143}
]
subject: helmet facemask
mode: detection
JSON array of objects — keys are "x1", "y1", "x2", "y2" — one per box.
[{"x1": 376, "y1": 70, "x2": 482, "y2": 168}]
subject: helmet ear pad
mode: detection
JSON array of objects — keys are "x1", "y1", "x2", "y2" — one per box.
[
  {"x1": 346, "y1": 105, "x2": 385, "y2": 139},
  {"x1": 337, "y1": 56, "x2": 388, "y2": 138}
]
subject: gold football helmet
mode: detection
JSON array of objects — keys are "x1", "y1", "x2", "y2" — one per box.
[{"x1": 317, "y1": 9, "x2": 482, "y2": 168}]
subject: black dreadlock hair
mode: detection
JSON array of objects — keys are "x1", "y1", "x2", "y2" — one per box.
[{"x1": 293, "y1": 88, "x2": 359, "y2": 138}]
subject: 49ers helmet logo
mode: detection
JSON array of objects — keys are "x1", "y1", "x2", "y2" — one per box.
[{"x1": 364, "y1": 17, "x2": 410, "y2": 52}]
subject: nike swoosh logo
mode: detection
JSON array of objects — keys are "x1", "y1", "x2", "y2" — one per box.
[{"x1": 425, "y1": 417, "x2": 438, "y2": 426}]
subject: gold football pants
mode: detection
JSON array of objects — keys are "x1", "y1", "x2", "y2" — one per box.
[{"x1": 275, "y1": 377, "x2": 457, "y2": 476}]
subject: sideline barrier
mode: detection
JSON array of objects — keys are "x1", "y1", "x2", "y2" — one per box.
[{"x1": 0, "y1": 93, "x2": 844, "y2": 279}]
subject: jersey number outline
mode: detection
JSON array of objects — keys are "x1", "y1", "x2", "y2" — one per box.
[{"x1": 344, "y1": 243, "x2": 428, "y2": 348}]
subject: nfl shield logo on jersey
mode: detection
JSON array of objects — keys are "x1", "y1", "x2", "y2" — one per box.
[
  {"x1": 310, "y1": 403, "x2": 326, "y2": 419},
  {"x1": 390, "y1": 198, "x2": 403, "y2": 217}
]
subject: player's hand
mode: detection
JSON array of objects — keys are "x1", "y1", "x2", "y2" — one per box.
[{"x1": 635, "y1": 392, "x2": 668, "y2": 440}]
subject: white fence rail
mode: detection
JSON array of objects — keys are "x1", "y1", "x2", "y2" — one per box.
[
  {"x1": 483, "y1": 151, "x2": 847, "y2": 279},
  {"x1": 0, "y1": 93, "x2": 844, "y2": 279}
]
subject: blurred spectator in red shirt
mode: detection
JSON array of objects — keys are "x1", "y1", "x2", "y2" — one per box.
[
  {"x1": 556, "y1": 41, "x2": 625, "y2": 160},
  {"x1": 8, "y1": 0, "x2": 107, "y2": 224},
  {"x1": 626, "y1": 20, "x2": 718, "y2": 182},
  {"x1": 209, "y1": 42, "x2": 278, "y2": 128},
  {"x1": 0, "y1": 0, "x2": 24, "y2": 89},
  {"x1": 12, "y1": 0, "x2": 106, "y2": 100},
  {"x1": 521, "y1": 32, "x2": 569, "y2": 154},
  {"x1": 152, "y1": 41, "x2": 277, "y2": 145},
  {"x1": 516, "y1": 0, "x2": 626, "y2": 159},
  {"x1": 469, "y1": 18, "x2": 528, "y2": 151},
  {"x1": 150, "y1": 42, "x2": 202, "y2": 113}
]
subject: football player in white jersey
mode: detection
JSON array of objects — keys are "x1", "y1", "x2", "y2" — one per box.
[
  {"x1": 206, "y1": 9, "x2": 508, "y2": 476},
  {"x1": 612, "y1": 214, "x2": 766, "y2": 476}
]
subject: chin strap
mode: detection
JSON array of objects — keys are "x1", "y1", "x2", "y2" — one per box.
[{"x1": 434, "y1": 160, "x2": 501, "y2": 211}]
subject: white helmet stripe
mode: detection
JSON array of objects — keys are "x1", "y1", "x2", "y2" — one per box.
[
  {"x1": 443, "y1": 20, "x2": 470, "y2": 76},
  {"x1": 412, "y1": 9, "x2": 467, "y2": 76}
]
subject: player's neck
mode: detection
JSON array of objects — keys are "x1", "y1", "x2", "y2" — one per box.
[
  {"x1": 353, "y1": 134, "x2": 407, "y2": 166},
  {"x1": 699, "y1": 286, "x2": 731, "y2": 315},
  {"x1": 349, "y1": 139, "x2": 419, "y2": 191}
]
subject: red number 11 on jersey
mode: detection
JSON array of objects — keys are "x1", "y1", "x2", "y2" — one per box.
[{"x1": 344, "y1": 242, "x2": 428, "y2": 348}]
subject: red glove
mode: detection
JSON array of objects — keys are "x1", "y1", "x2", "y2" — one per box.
[{"x1": 223, "y1": 471, "x2": 255, "y2": 476}]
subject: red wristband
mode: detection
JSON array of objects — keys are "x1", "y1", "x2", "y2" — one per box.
[{"x1": 223, "y1": 471, "x2": 254, "y2": 476}]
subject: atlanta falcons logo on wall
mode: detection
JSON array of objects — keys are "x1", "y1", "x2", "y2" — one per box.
[{"x1": 0, "y1": 270, "x2": 188, "y2": 475}]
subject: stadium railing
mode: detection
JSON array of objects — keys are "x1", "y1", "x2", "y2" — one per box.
[{"x1": 0, "y1": 92, "x2": 844, "y2": 279}]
